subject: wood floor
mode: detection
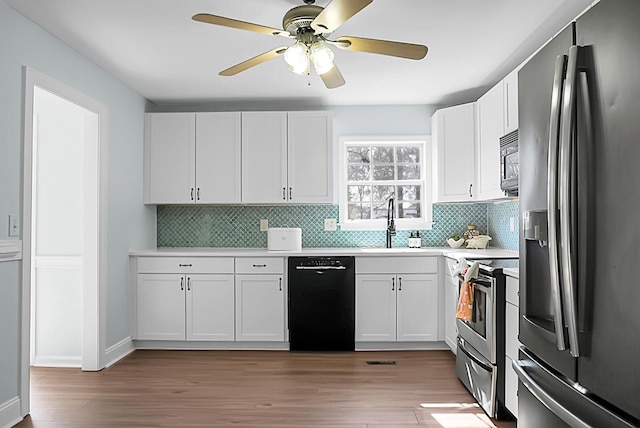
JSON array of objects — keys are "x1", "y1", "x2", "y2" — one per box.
[{"x1": 16, "y1": 350, "x2": 517, "y2": 428}]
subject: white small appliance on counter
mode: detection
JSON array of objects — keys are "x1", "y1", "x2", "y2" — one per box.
[{"x1": 267, "y1": 227, "x2": 302, "y2": 252}]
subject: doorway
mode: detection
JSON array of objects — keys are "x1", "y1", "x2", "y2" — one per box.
[{"x1": 20, "y1": 67, "x2": 109, "y2": 416}]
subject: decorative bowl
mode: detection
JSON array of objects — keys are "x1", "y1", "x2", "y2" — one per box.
[
  {"x1": 447, "y1": 238, "x2": 465, "y2": 249},
  {"x1": 466, "y1": 235, "x2": 492, "y2": 249}
]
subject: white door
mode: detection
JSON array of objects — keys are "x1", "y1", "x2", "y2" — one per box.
[
  {"x1": 144, "y1": 113, "x2": 195, "y2": 204},
  {"x1": 136, "y1": 274, "x2": 186, "y2": 341},
  {"x1": 195, "y1": 112, "x2": 241, "y2": 204},
  {"x1": 444, "y1": 274, "x2": 459, "y2": 353},
  {"x1": 355, "y1": 275, "x2": 396, "y2": 342},
  {"x1": 396, "y1": 274, "x2": 439, "y2": 341},
  {"x1": 433, "y1": 103, "x2": 477, "y2": 202},
  {"x1": 235, "y1": 274, "x2": 285, "y2": 341},
  {"x1": 287, "y1": 111, "x2": 333, "y2": 203},
  {"x1": 476, "y1": 83, "x2": 505, "y2": 200},
  {"x1": 241, "y1": 112, "x2": 288, "y2": 203},
  {"x1": 186, "y1": 274, "x2": 235, "y2": 341}
]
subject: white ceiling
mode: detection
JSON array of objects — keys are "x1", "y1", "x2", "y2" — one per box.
[{"x1": 7, "y1": 0, "x2": 594, "y2": 107}]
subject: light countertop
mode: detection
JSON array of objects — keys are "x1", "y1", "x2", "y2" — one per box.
[
  {"x1": 503, "y1": 267, "x2": 520, "y2": 278},
  {"x1": 130, "y1": 247, "x2": 519, "y2": 259}
]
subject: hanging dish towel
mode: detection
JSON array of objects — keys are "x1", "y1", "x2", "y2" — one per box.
[
  {"x1": 456, "y1": 261, "x2": 479, "y2": 321},
  {"x1": 456, "y1": 281, "x2": 474, "y2": 321}
]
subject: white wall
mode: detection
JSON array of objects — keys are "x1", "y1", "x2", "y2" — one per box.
[{"x1": 0, "y1": 0, "x2": 155, "y2": 409}]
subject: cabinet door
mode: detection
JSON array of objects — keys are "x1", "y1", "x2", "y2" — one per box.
[
  {"x1": 476, "y1": 82, "x2": 505, "y2": 200},
  {"x1": 241, "y1": 112, "x2": 288, "y2": 203},
  {"x1": 136, "y1": 274, "x2": 185, "y2": 340},
  {"x1": 144, "y1": 113, "x2": 196, "y2": 204},
  {"x1": 195, "y1": 112, "x2": 241, "y2": 203},
  {"x1": 186, "y1": 274, "x2": 235, "y2": 341},
  {"x1": 503, "y1": 70, "x2": 519, "y2": 134},
  {"x1": 355, "y1": 275, "x2": 396, "y2": 342},
  {"x1": 396, "y1": 274, "x2": 439, "y2": 341},
  {"x1": 287, "y1": 111, "x2": 333, "y2": 203},
  {"x1": 444, "y1": 274, "x2": 459, "y2": 353},
  {"x1": 505, "y1": 355, "x2": 519, "y2": 418},
  {"x1": 235, "y1": 274, "x2": 285, "y2": 341},
  {"x1": 432, "y1": 103, "x2": 476, "y2": 202}
]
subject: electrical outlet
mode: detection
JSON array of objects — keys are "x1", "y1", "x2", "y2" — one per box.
[
  {"x1": 324, "y1": 218, "x2": 337, "y2": 231},
  {"x1": 9, "y1": 215, "x2": 19, "y2": 237},
  {"x1": 260, "y1": 219, "x2": 269, "y2": 231},
  {"x1": 509, "y1": 216, "x2": 515, "y2": 232}
]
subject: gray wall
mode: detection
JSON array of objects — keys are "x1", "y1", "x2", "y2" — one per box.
[{"x1": 0, "y1": 0, "x2": 155, "y2": 406}]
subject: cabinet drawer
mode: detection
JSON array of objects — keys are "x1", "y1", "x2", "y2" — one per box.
[
  {"x1": 506, "y1": 275, "x2": 519, "y2": 306},
  {"x1": 235, "y1": 257, "x2": 284, "y2": 274},
  {"x1": 137, "y1": 257, "x2": 234, "y2": 274},
  {"x1": 356, "y1": 256, "x2": 437, "y2": 274}
]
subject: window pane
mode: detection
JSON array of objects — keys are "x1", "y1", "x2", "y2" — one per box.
[
  {"x1": 398, "y1": 185, "x2": 420, "y2": 201},
  {"x1": 348, "y1": 147, "x2": 370, "y2": 163},
  {"x1": 372, "y1": 165, "x2": 394, "y2": 181},
  {"x1": 398, "y1": 202, "x2": 421, "y2": 219},
  {"x1": 348, "y1": 165, "x2": 370, "y2": 181},
  {"x1": 348, "y1": 185, "x2": 371, "y2": 202},
  {"x1": 372, "y1": 146, "x2": 394, "y2": 163},
  {"x1": 372, "y1": 201, "x2": 391, "y2": 220},
  {"x1": 348, "y1": 203, "x2": 371, "y2": 220},
  {"x1": 397, "y1": 165, "x2": 421, "y2": 180},
  {"x1": 372, "y1": 185, "x2": 395, "y2": 202},
  {"x1": 396, "y1": 146, "x2": 420, "y2": 163}
]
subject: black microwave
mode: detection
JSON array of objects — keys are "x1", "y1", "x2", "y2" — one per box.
[{"x1": 500, "y1": 129, "x2": 519, "y2": 196}]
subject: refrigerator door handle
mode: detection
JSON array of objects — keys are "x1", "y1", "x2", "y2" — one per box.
[
  {"x1": 559, "y1": 45, "x2": 581, "y2": 357},
  {"x1": 547, "y1": 54, "x2": 568, "y2": 352},
  {"x1": 512, "y1": 359, "x2": 590, "y2": 428}
]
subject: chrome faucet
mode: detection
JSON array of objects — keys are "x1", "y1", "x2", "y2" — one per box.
[{"x1": 386, "y1": 197, "x2": 396, "y2": 248}]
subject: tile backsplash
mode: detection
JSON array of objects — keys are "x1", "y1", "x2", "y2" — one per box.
[{"x1": 157, "y1": 200, "x2": 519, "y2": 250}]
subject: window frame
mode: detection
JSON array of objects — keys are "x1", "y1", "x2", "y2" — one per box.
[{"x1": 338, "y1": 135, "x2": 433, "y2": 231}]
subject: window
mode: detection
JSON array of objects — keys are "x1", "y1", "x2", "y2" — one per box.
[{"x1": 339, "y1": 136, "x2": 433, "y2": 230}]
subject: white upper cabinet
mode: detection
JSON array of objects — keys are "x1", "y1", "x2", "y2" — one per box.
[
  {"x1": 144, "y1": 112, "x2": 241, "y2": 204},
  {"x1": 476, "y1": 82, "x2": 505, "y2": 200},
  {"x1": 241, "y1": 112, "x2": 288, "y2": 204},
  {"x1": 432, "y1": 103, "x2": 477, "y2": 202},
  {"x1": 242, "y1": 111, "x2": 333, "y2": 204},
  {"x1": 503, "y1": 69, "x2": 519, "y2": 134},
  {"x1": 195, "y1": 112, "x2": 242, "y2": 204},
  {"x1": 287, "y1": 111, "x2": 333, "y2": 203},
  {"x1": 144, "y1": 113, "x2": 195, "y2": 204}
]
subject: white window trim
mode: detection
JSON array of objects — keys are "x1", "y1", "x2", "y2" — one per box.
[{"x1": 338, "y1": 135, "x2": 433, "y2": 231}]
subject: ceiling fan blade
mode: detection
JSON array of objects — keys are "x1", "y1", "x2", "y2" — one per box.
[
  {"x1": 320, "y1": 64, "x2": 346, "y2": 89},
  {"x1": 193, "y1": 13, "x2": 291, "y2": 38},
  {"x1": 311, "y1": 0, "x2": 372, "y2": 34},
  {"x1": 219, "y1": 47, "x2": 287, "y2": 76},
  {"x1": 334, "y1": 36, "x2": 428, "y2": 60}
]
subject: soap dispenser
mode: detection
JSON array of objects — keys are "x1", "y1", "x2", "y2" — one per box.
[
  {"x1": 415, "y1": 231, "x2": 422, "y2": 248},
  {"x1": 408, "y1": 232, "x2": 415, "y2": 248}
]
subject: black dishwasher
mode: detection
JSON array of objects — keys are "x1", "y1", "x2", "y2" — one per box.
[{"x1": 288, "y1": 257, "x2": 355, "y2": 352}]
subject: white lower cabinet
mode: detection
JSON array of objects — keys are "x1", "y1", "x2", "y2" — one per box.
[
  {"x1": 235, "y1": 274, "x2": 285, "y2": 341},
  {"x1": 504, "y1": 274, "x2": 520, "y2": 418},
  {"x1": 443, "y1": 273, "x2": 459, "y2": 353},
  {"x1": 356, "y1": 274, "x2": 438, "y2": 342},
  {"x1": 136, "y1": 273, "x2": 234, "y2": 341}
]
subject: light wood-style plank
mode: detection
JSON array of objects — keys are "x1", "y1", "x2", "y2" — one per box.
[{"x1": 16, "y1": 350, "x2": 516, "y2": 428}]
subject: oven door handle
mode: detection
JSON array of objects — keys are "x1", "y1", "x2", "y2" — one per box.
[{"x1": 458, "y1": 338, "x2": 493, "y2": 372}]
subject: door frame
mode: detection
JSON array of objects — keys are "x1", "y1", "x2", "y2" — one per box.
[{"x1": 20, "y1": 67, "x2": 109, "y2": 416}]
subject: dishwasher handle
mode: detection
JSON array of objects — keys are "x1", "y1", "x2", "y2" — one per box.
[{"x1": 295, "y1": 266, "x2": 347, "y2": 270}]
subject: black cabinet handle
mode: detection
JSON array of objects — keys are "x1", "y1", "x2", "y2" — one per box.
[
  {"x1": 392, "y1": 277, "x2": 395, "y2": 291},
  {"x1": 289, "y1": 187, "x2": 292, "y2": 200},
  {"x1": 252, "y1": 264, "x2": 267, "y2": 268},
  {"x1": 282, "y1": 187, "x2": 286, "y2": 200},
  {"x1": 469, "y1": 184, "x2": 473, "y2": 198},
  {"x1": 197, "y1": 188, "x2": 200, "y2": 201},
  {"x1": 187, "y1": 277, "x2": 191, "y2": 291},
  {"x1": 399, "y1": 277, "x2": 402, "y2": 291},
  {"x1": 178, "y1": 264, "x2": 193, "y2": 267},
  {"x1": 190, "y1": 188, "x2": 194, "y2": 201},
  {"x1": 180, "y1": 277, "x2": 184, "y2": 291},
  {"x1": 279, "y1": 277, "x2": 282, "y2": 291}
]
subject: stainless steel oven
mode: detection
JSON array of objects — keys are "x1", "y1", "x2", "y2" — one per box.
[{"x1": 455, "y1": 259, "x2": 518, "y2": 420}]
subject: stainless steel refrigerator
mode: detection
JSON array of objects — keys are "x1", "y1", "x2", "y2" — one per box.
[{"x1": 516, "y1": 0, "x2": 640, "y2": 426}]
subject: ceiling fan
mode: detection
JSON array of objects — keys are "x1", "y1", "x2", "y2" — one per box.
[{"x1": 192, "y1": 0, "x2": 428, "y2": 89}]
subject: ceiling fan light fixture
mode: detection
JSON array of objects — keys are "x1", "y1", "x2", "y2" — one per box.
[
  {"x1": 284, "y1": 41, "x2": 309, "y2": 75},
  {"x1": 310, "y1": 41, "x2": 335, "y2": 75}
]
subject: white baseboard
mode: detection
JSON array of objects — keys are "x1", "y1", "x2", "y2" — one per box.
[
  {"x1": 105, "y1": 336, "x2": 135, "y2": 368},
  {"x1": 0, "y1": 397, "x2": 22, "y2": 428},
  {"x1": 32, "y1": 355, "x2": 81, "y2": 368}
]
